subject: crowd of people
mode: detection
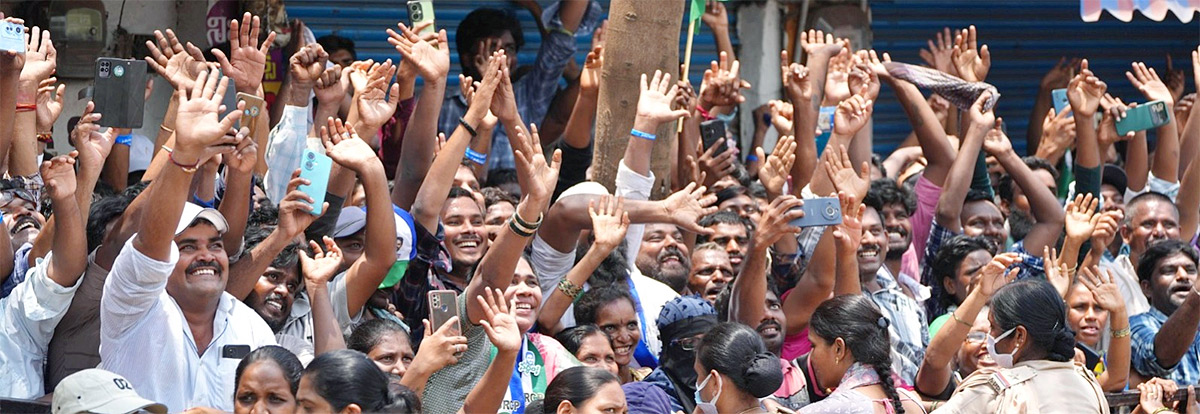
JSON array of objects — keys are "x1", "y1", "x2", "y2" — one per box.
[{"x1": 0, "y1": 1, "x2": 1199, "y2": 413}]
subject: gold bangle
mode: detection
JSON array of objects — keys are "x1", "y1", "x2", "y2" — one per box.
[
  {"x1": 951, "y1": 310, "x2": 973, "y2": 328},
  {"x1": 1111, "y1": 326, "x2": 1131, "y2": 339},
  {"x1": 160, "y1": 124, "x2": 175, "y2": 134}
]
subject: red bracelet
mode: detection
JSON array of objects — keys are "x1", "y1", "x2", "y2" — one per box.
[
  {"x1": 168, "y1": 151, "x2": 200, "y2": 173},
  {"x1": 695, "y1": 104, "x2": 714, "y2": 121},
  {"x1": 15, "y1": 103, "x2": 36, "y2": 112},
  {"x1": 36, "y1": 133, "x2": 52, "y2": 144}
]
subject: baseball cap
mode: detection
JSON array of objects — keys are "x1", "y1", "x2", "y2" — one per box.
[
  {"x1": 332, "y1": 207, "x2": 368, "y2": 239},
  {"x1": 176, "y1": 202, "x2": 229, "y2": 236},
  {"x1": 52, "y1": 369, "x2": 167, "y2": 414},
  {"x1": 1102, "y1": 164, "x2": 1128, "y2": 195}
]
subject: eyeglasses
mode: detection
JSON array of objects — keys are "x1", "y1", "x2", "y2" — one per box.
[
  {"x1": 965, "y1": 331, "x2": 987, "y2": 343},
  {"x1": 671, "y1": 335, "x2": 704, "y2": 351}
]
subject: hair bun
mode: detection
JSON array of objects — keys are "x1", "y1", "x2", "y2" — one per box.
[
  {"x1": 1047, "y1": 326, "x2": 1078, "y2": 362},
  {"x1": 741, "y1": 352, "x2": 784, "y2": 398}
]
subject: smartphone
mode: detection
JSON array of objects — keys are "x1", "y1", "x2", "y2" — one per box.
[
  {"x1": 1051, "y1": 88, "x2": 1070, "y2": 117},
  {"x1": 93, "y1": 58, "x2": 148, "y2": 128},
  {"x1": 407, "y1": 1, "x2": 435, "y2": 35},
  {"x1": 0, "y1": 21, "x2": 24, "y2": 53},
  {"x1": 1076, "y1": 343, "x2": 1101, "y2": 372},
  {"x1": 297, "y1": 149, "x2": 332, "y2": 216},
  {"x1": 700, "y1": 119, "x2": 727, "y2": 155},
  {"x1": 816, "y1": 106, "x2": 836, "y2": 157},
  {"x1": 1116, "y1": 100, "x2": 1171, "y2": 136},
  {"x1": 789, "y1": 197, "x2": 843, "y2": 228},
  {"x1": 221, "y1": 344, "x2": 250, "y2": 360},
  {"x1": 428, "y1": 290, "x2": 461, "y2": 334}
]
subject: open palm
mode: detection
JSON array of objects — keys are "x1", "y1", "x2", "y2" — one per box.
[
  {"x1": 637, "y1": 70, "x2": 690, "y2": 125},
  {"x1": 477, "y1": 287, "x2": 521, "y2": 353},
  {"x1": 1127, "y1": 61, "x2": 1175, "y2": 105}
]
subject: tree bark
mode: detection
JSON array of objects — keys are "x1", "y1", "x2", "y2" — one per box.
[{"x1": 592, "y1": 0, "x2": 684, "y2": 197}]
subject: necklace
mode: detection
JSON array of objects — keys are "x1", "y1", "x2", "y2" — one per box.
[{"x1": 734, "y1": 404, "x2": 764, "y2": 414}]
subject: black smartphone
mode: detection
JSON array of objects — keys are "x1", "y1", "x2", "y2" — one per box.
[
  {"x1": 700, "y1": 119, "x2": 727, "y2": 155},
  {"x1": 93, "y1": 58, "x2": 148, "y2": 128},
  {"x1": 222, "y1": 344, "x2": 251, "y2": 359},
  {"x1": 1076, "y1": 343, "x2": 1101, "y2": 372}
]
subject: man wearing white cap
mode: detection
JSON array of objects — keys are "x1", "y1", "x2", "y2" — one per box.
[
  {"x1": 99, "y1": 72, "x2": 276, "y2": 412},
  {"x1": 52, "y1": 369, "x2": 166, "y2": 414}
]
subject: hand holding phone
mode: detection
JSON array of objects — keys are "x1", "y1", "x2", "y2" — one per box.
[
  {"x1": 1116, "y1": 100, "x2": 1171, "y2": 136},
  {"x1": 788, "y1": 197, "x2": 843, "y2": 228},
  {"x1": 0, "y1": 21, "x2": 24, "y2": 54},
  {"x1": 297, "y1": 149, "x2": 332, "y2": 216},
  {"x1": 700, "y1": 119, "x2": 728, "y2": 155},
  {"x1": 428, "y1": 290, "x2": 461, "y2": 335},
  {"x1": 94, "y1": 58, "x2": 148, "y2": 128},
  {"x1": 407, "y1": 1, "x2": 436, "y2": 35}
]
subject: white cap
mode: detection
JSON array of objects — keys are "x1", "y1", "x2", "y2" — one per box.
[
  {"x1": 52, "y1": 369, "x2": 167, "y2": 414},
  {"x1": 176, "y1": 202, "x2": 229, "y2": 236}
]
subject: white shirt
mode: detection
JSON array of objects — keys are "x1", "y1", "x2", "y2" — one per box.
[
  {"x1": 0, "y1": 253, "x2": 80, "y2": 398},
  {"x1": 100, "y1": 237, "x2": 277, "y2": 412},
  {"x1": 1102, "y1": 254, "x2": 1152, "y2": 317}
]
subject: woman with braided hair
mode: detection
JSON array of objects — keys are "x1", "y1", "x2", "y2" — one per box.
[{"x1": 800, "y1": 295, "x2": 923, "y2": 414}]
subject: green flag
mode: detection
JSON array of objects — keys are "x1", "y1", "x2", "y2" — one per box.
[{"x1": 689, "y1": 0, "x2": 706, "y2": 23}]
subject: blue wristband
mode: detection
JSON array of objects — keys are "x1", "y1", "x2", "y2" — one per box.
[
  {"x1": 465, "y1": 148, "x2": 488, "y2": 166},
  {"x1": 745, "y1": 154, "x2": 759, "y2": 162},
  {"x1": 116, "y1": 134, "x2": 134, "y2": 147},
  {"x1": 630, "y1": 129, "x2": 656, "y2": 141}
]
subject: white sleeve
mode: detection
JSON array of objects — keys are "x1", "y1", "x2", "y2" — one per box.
[
  {"x1": 264, "y1": 105, "x2": 312, "y2": 204},
  {"x1": 616, "y1": 160, "x2": 655, "y2": 271},
  {"x1": 531, "y1": 235, "x2": 578, "y2": 300},
  {"x1": 101, "y1": 236, "x2": 178, "y2": 339},
  {"x1": 330, "y1": 273, "x2": 363, "y2": 329},
  {"x1": 4, "y1": 253, "x2": 81, "y2": 350}
]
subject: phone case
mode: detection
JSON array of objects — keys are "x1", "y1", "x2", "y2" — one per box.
[
  {"x1": 1051, "y1": 88, "x2": 1069, "y2": 116},
  {"x1": 700, "y1": 119, "x2": 727, "y2": 154},
  {"x1": 297, "y1": 149, "x2": 332, "y2": 216},
  {"x1": 93, "y1": 58, "x2": 148, "y2": 128},
  {"x1": 1116, "y1": 100, "x2": 1171, "y2": 136},
  {"x1": 0, "y1": 21, "x2": 24, "y2": 53},
  {"x1": 789, "y1": 197, "x2": 843, "y2": 228},
  {"x1": 407, "y1": 1, "x2": 435, "y2": 35},
  {"x1": 428, "y1": 290, "x2": 461, "y2": 334},
  {"x1": 236, "y1": 93, "x2": 266, "y2": 139}
]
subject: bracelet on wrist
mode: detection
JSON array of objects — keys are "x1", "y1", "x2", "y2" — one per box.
[
  {"x1": 951, "y1": 310, "x2": 973, "y2": 328},
  {"x1": 508, "y1": 218, "x2": 535, "y2": 238},
  {"x1": 15, "y1": 103, "x2": 37, "y2": 112},
  {"x1": 630, "y1": 128, "x2": 656, "y2": 141},
  {"x1": 557, "y1": 280, "x2": 584, "y2": 301},
  {"x1": 36, "y1": 133, "x2": 53, "y2": 144},
  {"x1": 160, "y1": 124, "x2": 175, "y2": 135},
  {"x1": 465, "y1": 148, "x2": 488, "y2": 166},
  {"x1": 695, "y1": 105, "x2": 715, "y2": 121},
  {"x1": 1110, "y1": 326, "x2": 1131, "y2": 339},
  {"x1": 745, "y1": 154, "x2": 759, "y2": 162},
  {"x1": 513, "y1": 211, "x2": 543, "y2": 231},
  {"x1": 459, "y1": 117, "x2": 478, "y2": 137},
  {"x1": 168, "y1": 151, "x2": 200, "y2": 174},
  {"x1": 116, "y1": 134, "x2": 134, "y2": 147}
]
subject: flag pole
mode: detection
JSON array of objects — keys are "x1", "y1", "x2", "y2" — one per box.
[{"x1": 678, "y1": 18, "x2": 696, "y2": 133}]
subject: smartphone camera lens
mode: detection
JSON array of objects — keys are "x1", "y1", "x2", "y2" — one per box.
[
  {"x1": 825, "y1": 205, "x2": 838, "y2": 218},
  {"x1": 307, "y1": 152, "x2": 315, "y2": 160},
  {"x1": 305, "y1": 161, "x2": 314, "y2": 170}
]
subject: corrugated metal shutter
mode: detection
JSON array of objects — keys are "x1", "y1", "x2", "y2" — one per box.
[
  {"x1": 285, "y1": 0, "x2": 726, "y2": 90},
  {"x1": 870, "y1": 0, "x2": 1198, "y2": 155}
]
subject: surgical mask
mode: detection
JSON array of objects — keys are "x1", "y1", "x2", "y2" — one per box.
[
  {"x1": 693, "y1": 371, "x2": 721, "y2": 414},
  {"x1": 985, "y1": 327, "x2": 1019, "y2": 368}
]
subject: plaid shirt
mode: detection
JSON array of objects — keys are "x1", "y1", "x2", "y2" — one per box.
[
  {"x1": 922, "y1": 220, "x2": 1047, "y2": 320},
  {"x1": 437, "y1": 1, "x2": 602, "y2": 171},
  {"x1": 868, "y1": 267, "x2": 929, "y2": 386},
  {"x1": 1131, "y1": 307, "x2": 1200, "y2": 385},
  {"x1": 393, "y1": 221, "x2": 458, "y2": 347},
  {"x1": 264, "y1": 105, "x2": 312, "y2": 205}
]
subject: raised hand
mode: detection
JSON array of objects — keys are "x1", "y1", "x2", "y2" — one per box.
[
  {"x1": 511, "y1": 124, "x2": 561, "y2": 205},
  {"x1": 757, "y1": 134, "x2": 797, "y2": 196},
  {"x1": 1038, "y1": 108, "x2": 1076, "y2": 161},
  {"x1": 975, "y1": 252, "x2": 1022, "y2": 297},
  {"x1": 222, "y1": 127, "x2": 259, "y2": 174},
  {"x1": 951, "y1": 25, "x2": 990, "y2": 82},
  {"x1": 701, "y1": 0, "x2": 729, "y2": 31},
  {"x1": 356, "y1": 60, "x2": 401, "y2": 130},
  {"x1": 71, "y1": 102, "x2": 116, "y2": 171},
  {"x1": 637, "y1": 70, "x2": 691, "y2": 125},
  {"x1": 20, "y1": 26, "x2": 56, "y2": 83},
  {"x1": 753, "y1": 195, "x2": 806, "y2": 247},
  {"x1": 982, "y1": 119, "x2": 1015, "y2": 157},
  {"x1": 314, "y1": 65, "x2": 345, "y2": 106},
  {"x1": 40, "y1": 151, "x2": 77, "y2": 201},
  {"x1": 300, "y1": 236, "x2": 344, "y2": 285},
  {"x1": 697, "y1": 142, "x2": 737, "y2": 185},
  {"x1": 767, "y1": 100, "x2": 794, "y2": 134},
  {"x1": 661, "y1": 182, "x2": 719, "y2": 235},
  {"x1": 824, "y1": 49, "x2": 852, "y2": 104},
  {"x1": 477, "y1": 287, "x2": 521, "y2": 353},
  {"x1": 800, "y1": 29, "x2": 847, "y2": 59},
  {"x1": 1043, "y1": 246, "x2": 1073, "y2": 298},
  {"x1": 35, "y1": 78, "x2": 65, "y2": 132},
  {"x1": 1041, "y1": 57, "x2": 1077, "y2": 90},
  {"x1": 279, "y1": 170, "x2": 325, "y2": 232},
  {"x1": 416, "y1": 317, "x2": 469, "y2": 369},
  {"x1": 1067, "y1": 59, "x2": 1107, "y2": 117},
  {"x1": 833, "y1": 94, "x2": 873, "y2": 136},
  {"x1": 1127, "y1": 61, "x2": 1175, "y2": 105},
  {"x1": 0, "y1": 16, "x2": 26, "y2": 73},
  {"x1": 919, "y1": 27, "x2": 957, "y2": 75},
  {"x1": 319, "y1": 117, "x2": 379, "y2": 172},
  {"x1": 580, "y1": 45, "x2": 604, "y2": 96},
  {"x1": 212, "y1": 12, "x2": 276, "y2": 92},
  {"x1": 145, "y1": 29, "x2": 213, "y2": 91},
  {"x1": 831, "y1": 191, "x2": 864, "y2": 252},
  {"x1": 589, "y1": 196, "x2": 630, "y2": 251},
  {"x1": 288, "y1": 43, "x2": 328, "y2": 86},
  {"x1": 860, "y1": 49, "x2": 891, "y2": 80},
  {"x1": 699, "y1": 52, "x2": 750, "y2": 108},
  {"x1": 1165, "y1": 54, "x2": 1186, "y2": 102},
  {"x1": 460, "y1": 75, "x2": 498, "y2": 130},
  {"x1": 1090, "y1": 210, "x2": 1123, "y2": 253},
  {"x1": 387, "y1": 22, "x2": 450, "y2": 81},
  {"x1": 489, "y1": 51, "x2": 521, "y2": 123},
  {"x1": 823, "y1": 144, "x2": 870, "y2": 200},
  {"x1": 467, "y1": 51, "x2": 505, "y2": 123},
  {"x1": 1064, "y1": 193, "x2": 1101, "y2": 242},
  {"x1": 967, "y1": 92, "x2": 997, "y2": 131},
  {"x1": 173, "y1": 70, "x2": 243, "y2": 166},
  {"x1": 780, "y1": 51, "x2": 812, "y2": 104},
  {"x1": 1079, "y1": 266, "x2": 1125, "y2": 314}
]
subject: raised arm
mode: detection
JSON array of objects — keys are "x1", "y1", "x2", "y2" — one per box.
[
  {"x1": 935, "y1": 93, "x2": 994, "y2": 232},
  {"x1": 226, "y1": 172, "x2": 325, "y2": 299},
  {"x1": 1081, "y1": 266, "x2": 1130, "y2": 392},
  {"x1": 537, "y1": 196, "x2": 628, "y2": 335},
  {"x1": 830, "y1": 192, "x2": 865, "y2": 296},
  {"x1": 461, "y1": 288, "x2": 523, "y2": 414},
  {"x1": 1068, "y1": 59, "x2": 1105, "y2": 172},
  {"x1": 781, "y1": 51, "x2": 818, "y2": 191},
  {"x1": 211, "y1": 12, "x2": 274, "y2": 172},
  {"x1": 319, "y1": 119, "x2": 396, "y2": 318},
  {"x1": 0, "y1": 16, "x2": 24, "y2": 175},
  {"x1": 464, "y1": 124, "x2": 560, "y2": 325},
  {"x1": 300, "y1": 237, "x2": 349, "y2": 355},
  {"x1": 731, "y1": 196, "x2": 804, "y2": 330},
  {"x1": 12, "y1": 27, "x2": 56, "y2": 177},
  {"x1": 875, "y1": 55, "x2": 955, "y2": 186},
  {"x1": 537, "y1": 184, "x2": 716, "y2": 254},
  {"x1": 350, "y1": 60, "x2": 401, "y2": 145},
  {"x1": 1128, "y1": 61, "x2": 1180, "y2": 183},
  {"x1": 700, "y1": 1, "x2": 734, "y2": 59},
  {"x1": 561, "y1": 45, "x2": 602, "y2": 151},
  {"x1": 915, "y1": 253, "x2": 1018, "y2": 397},
  {"x1": 982, "y1": 124, "x2": 1064, "y2": 254},
  {"x1": 1150, "y1": 278, "x2": 1200, "y2": 370},
  {"x1": 1058, "y1": 194, "x2": 1101, "y2": 281},
  {"x1": 800, "y1": 30, "x2": 848, "y2": 112},
  {"x1": 217, "y1": 129, "x2": 259, "y2": 259},
  {"x1": 627, "y1": 70, "x2": 691, "y2": 176},
  {"x1": 41, "y1": 153, "x2": 87, "y2": 286}
]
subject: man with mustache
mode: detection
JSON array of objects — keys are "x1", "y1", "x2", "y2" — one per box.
[
  {"x1": 0, "y1": 184, "x2": 45, "y2": 297},
  {"x1": 696, "y1": 210, "x2": 752, "y2": 274},
  {"x1": 1097, "y1": 192, "x2": 1181, "y2": 317},
  {"x1": 99, "y1": 72, "x2": 277, "y2": 412},
  {"x1": 635, "y1": 223, "x2": 691, "y2": 293},
  {"x1": 687, "y1": 243, "x2": 733, "y2": 303},
  {"x1": 1129, "y1": 240, "x2": 1200, "y2": 385},
  {"x1": 864, "y1": 179, "x2": 923, "y2": 300},
  {"x1": 857, "y1": 205, "x2": 928, "y2": 385}
]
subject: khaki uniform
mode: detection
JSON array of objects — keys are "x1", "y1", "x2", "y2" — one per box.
[{"x1": 932, "y1": 360, "x2": 1109, "y2": 414}]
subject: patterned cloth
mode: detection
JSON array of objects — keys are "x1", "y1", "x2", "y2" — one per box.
[
  {"x1": 798, "y1": 363, "x2": 922, "y2": 414},
  {"x1": 867, "y1": 267, "x2": 929, "y2": 385},
  {"x1": 884, "y1": 62, "x2": 999, "y2": 111},
  {"x1": 437, "y1": 1, "x2": 604, "y2": 171},
  {"x1": 1131, "y1": 307, "x2": 1200, "y2": 384},
  {"x1": 922, "y1": 221, "x2": 1046, "y2": 321}
]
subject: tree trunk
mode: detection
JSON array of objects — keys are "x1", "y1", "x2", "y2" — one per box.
[{"x1": 592, "y1": 0, "x2": 684, "y2": 197}]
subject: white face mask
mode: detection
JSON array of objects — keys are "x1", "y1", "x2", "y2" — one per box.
[
  {"x1": 694, "y1": 371, "x2": 721, "y2": 414},
  {"x1": 985, "y1": 327, "x2": 1019, "y2": 368}
]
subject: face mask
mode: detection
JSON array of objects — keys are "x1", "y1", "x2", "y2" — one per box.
[
  {"x1": 985, "y1": 327, "x2": 1019, "y2": 368},
  {"x1": 693, "y1": 371, "x2": 721, "y2": 414}
]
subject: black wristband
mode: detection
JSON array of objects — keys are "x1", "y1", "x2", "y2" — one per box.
[{"x1": 459, "y1": 117, "x2": 478, "y2": 137}]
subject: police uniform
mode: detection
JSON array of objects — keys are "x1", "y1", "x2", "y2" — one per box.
[{"x1": 932, "y1": 360, "x2": 1109, "y2": 414}]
